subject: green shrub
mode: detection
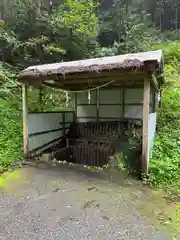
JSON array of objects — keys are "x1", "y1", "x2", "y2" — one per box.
[
  {"x1": 148, "y1": 63, "x2": 180, "y2": 194},
  {"x1": 0, "y1": 99, "x2": 23, "y2": 171}
]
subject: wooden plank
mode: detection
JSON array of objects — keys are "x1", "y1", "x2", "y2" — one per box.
[
  {"x1": 77, "y1": 116, "x2": 142, "y2": 121},
  {"x1": 142, "y1": 78, "x2": 150, "y2": 172},
  {"x1": 49, "y1": 77, "x2": 144, "y2": 86},
  {"x1": 54, "y1": 70, "x2": 145, "y2": 81},
  {"x1": 24, "y1": 70, "x2": 145, "y2": 83},
  {"x1": 100, "y1": 85, "x2": 144, "y2": 89},
  {"x1": 22, "y1": 83, "x2": 29, "y2": 157},
  {"x1": 43, "y1": 81, "x2": 144, "y2": 91},
  {"x1": 59, "y1": 74, "x2": 145, "y2": 83},
  {"x1": 77, "y1": 103, "x2": 144, "y2": 107}
]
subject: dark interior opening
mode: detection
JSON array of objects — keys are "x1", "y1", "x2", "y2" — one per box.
[{"x1": 46, "y1": 120, "x2": 142, "y2": 170}]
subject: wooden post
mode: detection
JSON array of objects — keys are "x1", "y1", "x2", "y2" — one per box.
[
  {"x1": 62, "y1": 112, "x2": 65, "y2": 136},
  {"x1": 39, "y1": 87, "x2": 43, "y2": 111},
  {"x1": 73, "y1": 93, "x2": 77, "y2": 122},
  {"x1": 96, "y1": 89, "x2": 100, "y2": 123},
  {"x1": 142, "y1": 78, "x2": 150, "y2": 173},
  {"x1": 122, "y1": 86, "x2": 125, "y2": 119},
  {"x1": 22, "y1": 83, "x2": 29, "y2": 157}
]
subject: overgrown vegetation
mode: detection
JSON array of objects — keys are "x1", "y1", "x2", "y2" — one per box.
[
  {"x1": 0, "y1": 0, "x2": 98, "y2": 171},
  {"x1": 147, "y1": 43, "x2": 180, "y2": 195},
  {"x1": 0, "y1": 0, "x2": 180, "y2": 194}
]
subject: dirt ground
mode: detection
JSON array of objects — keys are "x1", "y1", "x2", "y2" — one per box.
[{"x1": 0, "y1": 164, "x2": 179, "y2": 240}]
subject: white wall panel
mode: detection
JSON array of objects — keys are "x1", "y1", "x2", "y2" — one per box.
[
  {"x1": 29, "y1": 130, "x2": 63, "y2": 152},
  {"x1": 76, "y1": 87, "x2": 155, "y2": 121},
  {"x1": 65, "y1": 123, "x2": 71, "y2": 128},
  {"x1": 65, "y1": 111, "x2": 74, "y2": 122},
  {"x1": 148, "y1": 113, "x2": 157, "y2": 163},
  {"x1": 77, "y1": 91, "x2": 96, "y2": 104},
  {"x1": 99, "y1": 89, "x2": 122, "y2": 104},
  {"x1": 77, "y1": 105, "x2": 96, "y2": 118},
  {"x1": 28, "y1": 112, "x2": 62, "y2": 134},
  {"x1": 99, "y1": 105, "x2": 122, "y2": 118},
  {"x1": 124, "y1": 105, "x2": 143, "y2": 119},
  {"x1": 124, "y1": 88, "x2": 143, "y2": 104},
  {"x1": 124, "y1": 105, "x2": 153, "y2": 118}
]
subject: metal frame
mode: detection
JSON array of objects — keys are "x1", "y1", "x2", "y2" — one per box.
[
  {"x1": 29, "y1": 111, "x2": 74, "y2": 114},
  {"x1": 28, "y1": 136, "x2": 63, "y2": 155},
  {"x1": 28, "y1": 127, "x2": 70, "y2": 137}
]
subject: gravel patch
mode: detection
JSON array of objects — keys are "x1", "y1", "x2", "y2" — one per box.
[{"x1": 0, "y1": 166, "x2": 174, "y2": 240}]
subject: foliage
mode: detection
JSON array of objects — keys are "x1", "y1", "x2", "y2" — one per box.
[
  {"x1": 0, "y1": 0, "x2": 99, "y2": 68},
  {"x1": 58, "y1": 0, "x2": 99, "y2": 39},
  {"x1": 161, "y1": 30, "x2": 180, "y2": 42},
  {"x1": 0, "y1": 0, "x2": 99, "y2": 172},
  {"x1": 27, "y1": 87, "x2": 73, "y2": 112},
  {"x1": 96, "y1": 7, "x2": 159, "y2": 57},
  {"x1": 0, "y1": 99, "x2": 23, "y2": 171},
  {"x1": 0, "y1": 63, "x2": 22, "y2": 171},
  {"x1": 152, "y1": 41, "x2": 180, "y2": 65},
  {"x1": 147, "y1": 46, "x2": 180, "y2": 194}
]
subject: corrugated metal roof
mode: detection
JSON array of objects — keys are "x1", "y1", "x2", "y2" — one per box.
[{"x1": 18, "y1": 50, "x2": 163, "y2": 83}]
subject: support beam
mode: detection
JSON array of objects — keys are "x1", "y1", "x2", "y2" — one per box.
[
  {"x1": 142, "y1": 78, "x2": 150, "y2": 172},
  {"x1": 22, "y1": 83, "x2": 29, "y2": 157},
  {"x1": 73, "y1": 93, "x2": 77, "y2": 122},
  {"x1": 96, "y1": 89, "x2": 100, "y2": 123},
  {"x1": 122, "y1": 86, "x2": 125, "y2": 119},
  {"x1": 62, "y1": 112, "x2": 65, "y2": 136},
  {"x1": 39, "y1": 87, "x2": 43, "y2": 111},
  {"x1": 43, "y1": 75, "x2": 145, "y2": 90}
]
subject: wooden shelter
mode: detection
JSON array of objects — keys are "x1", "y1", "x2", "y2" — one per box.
[{"x1": 18, "y1": 50, "x2": 164, "y2": 172}]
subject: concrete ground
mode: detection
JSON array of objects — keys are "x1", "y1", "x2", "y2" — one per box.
[{"x1": 0, "y1": 164, "x2": 178, "y2": 240}]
